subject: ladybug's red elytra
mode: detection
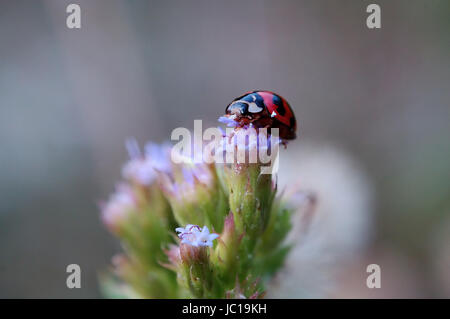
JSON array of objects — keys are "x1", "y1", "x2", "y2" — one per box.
[{"x1": 224, "y1": 90, "x2": 297, "y2": 140}]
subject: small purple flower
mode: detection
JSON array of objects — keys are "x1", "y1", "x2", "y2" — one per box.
[
  {"x1": 160, "y1": 163, "x2": 213, "y2": 201},
  {"x1": 182, "y1": 167, "x2": 195, "y2": 186},
  {"x1": 101, "y1": 183, "x2": 136, "y2": 230},
  {"x1": 145, "y1": 142, "x2": 172, "y2": 172},
  {"x1": 218, "y1": 116, "x2": 239, "y2": 127},
  {"x1": 160, "y1": 139, "x2": 214, "y2": 200},
  {"x1": 176, "y1": 224, "x2": 219, "y2": 247},
  {"x1": 121, "y1": 138, "x2": 171, "y2": 185},
  {"x1": 215, "y1": 126, "x2": 281, "y2": 165},
  {"x1": 175, "y1": 224, "x2": 201, "y2": 237}
]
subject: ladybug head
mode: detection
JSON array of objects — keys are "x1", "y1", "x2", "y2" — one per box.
[{"x1": 226, "y1": 92, "x2": 265, "y2": 118}]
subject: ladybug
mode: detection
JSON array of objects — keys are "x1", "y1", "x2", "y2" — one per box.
[{"x1": 224, "y1": 90, "x2": 297, "y2": 140}]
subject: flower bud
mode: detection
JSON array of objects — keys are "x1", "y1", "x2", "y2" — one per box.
[
  {"x1": 122, "y1": 138, "x2": 172, "y2": 186},
  {"x1": 160, "y1": 151, "x2": 228, "y2": 232},
  {"x1": 100, "y1": 183, "x2": 137, "y2": 234},
  {"x1": 213, "y1": 214, "x2": 240, "y2": 281},
  {"x1": 221, "y1": 128, "x2": 278, "y2": 246},
  {"x1": 175, "y1": 225, "x2": 219, "y2": 297}
]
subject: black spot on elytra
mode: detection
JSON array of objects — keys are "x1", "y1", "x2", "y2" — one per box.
[{"x1": 272, "y1": 94, "x2": 286, "y2": 116}]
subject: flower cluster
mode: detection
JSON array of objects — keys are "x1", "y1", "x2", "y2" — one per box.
[
  {"x1": 176, "y1": 225, "x2": 219, "y2": 247},
  {"x1": 100, "y1": 121, "x2": 295, "y2": 299}
]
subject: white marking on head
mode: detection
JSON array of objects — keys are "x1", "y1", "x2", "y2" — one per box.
[
  {"x1": 271, "y1": 111, "x2": 277, "y2": 117},
  {"x1": 248, "y1": 101, "x2": 263, "y2": 113}
]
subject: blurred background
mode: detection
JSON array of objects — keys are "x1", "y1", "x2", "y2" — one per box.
[{"x1": 0, "y1": 0, "x2": 449, "y2": 298}]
